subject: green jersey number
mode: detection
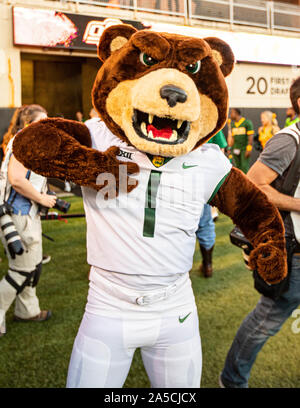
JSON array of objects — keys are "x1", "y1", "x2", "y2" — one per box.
[{"x1": 143, "y1": 170, "x2": 162, "y2": 238}]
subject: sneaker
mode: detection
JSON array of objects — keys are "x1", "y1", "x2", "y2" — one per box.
[
  {"x1": 14, "y1": 310, "x2": 52, "y2": 322},
  {"x1": 219, "y1": 374, "x2": 239, "y2": 388},
  {"x1": 42, "y1": 255, "x2": 51, "y2": 264}
]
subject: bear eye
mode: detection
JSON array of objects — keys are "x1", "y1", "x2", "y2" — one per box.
[
  {"x1": 140, "y1": 52, "x2": 159, "y2": 67},
  {"x1": 186, "y1": 60, "x2": 201, "y2": 74}
]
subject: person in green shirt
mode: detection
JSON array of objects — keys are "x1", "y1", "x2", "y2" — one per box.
[
  {"x1": 228, "y1": 108, "x2": 254, "y2": 174},
  {"x1": 207, "y1": 129, "x2": 227, "y2": 149},
  {"x1": 285, "y1": 107, "x2": 300, "y2": 127}
]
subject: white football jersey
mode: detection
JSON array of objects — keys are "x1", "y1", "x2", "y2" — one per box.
[{"x1": 82, "y1": 121, "x2": 232, "y2": 277}]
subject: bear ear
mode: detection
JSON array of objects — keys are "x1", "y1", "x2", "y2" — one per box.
[
  {"x1": 204, "y1": 37, "x2": 235, "y2": 77},
  {"x1": 97, "y1": 24, "x2": 138, "y2": 62}
]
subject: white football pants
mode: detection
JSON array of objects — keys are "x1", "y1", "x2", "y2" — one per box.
[{"x1": 66, "y1": 268, "x2": 202, "y2": 388}]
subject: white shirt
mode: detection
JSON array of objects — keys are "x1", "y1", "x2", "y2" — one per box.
[{"x1": 82, "y1": 121, "x2": 231, "y2": 286}]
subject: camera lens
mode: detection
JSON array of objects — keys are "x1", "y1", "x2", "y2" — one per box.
[
  {"x1": 0, "y1": 208, "x2": 24, "y2": 259},
  {"x1": 54, "y1": 198, "x2": 71, "y2": 214}
]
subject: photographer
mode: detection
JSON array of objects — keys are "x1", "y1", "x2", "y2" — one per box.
[
  {"x1": 0, "y1": 105, "x2": 56, "y2": 337},
  {"x1": 220, "y1": 77, "x2": 300, "y2": 388}
]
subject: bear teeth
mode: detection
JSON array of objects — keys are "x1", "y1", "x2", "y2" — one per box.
[
  {"x1": 141, "y1": 122, "x2": 147, "y2": 136},
  {"x1": 177, "y1": 120, "x2": 183, "y2": 129},
  {"x1": 148, "y1": 114, "x2": 153, "y2": 124},
  {"x1": 168, "y1": 130, "x2": 177, "y2": 142}
]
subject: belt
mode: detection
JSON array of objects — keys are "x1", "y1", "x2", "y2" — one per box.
[
  {"x1": 135, "y1": 283, "x2": 178, "y2": 305},
  {"x1": 93, "y1": 269, "x2": 188, "y2": 306}
]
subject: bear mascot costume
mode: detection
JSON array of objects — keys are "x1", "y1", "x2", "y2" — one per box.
[{"x1": 13, "y1": 25, "x2": 287, "y2": 388}]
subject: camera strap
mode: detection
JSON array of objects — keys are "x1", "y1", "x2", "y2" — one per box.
[{"x1": 5, "y1": 267, "x2": 36, "y2": 295}]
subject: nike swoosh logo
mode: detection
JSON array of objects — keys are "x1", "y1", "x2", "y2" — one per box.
[
  {"x1": 179, "y1": 312, "x2": 192, "y2": 323},
  {"x1": 182, "y1": 163, "x2": 198, "y2": 169}
]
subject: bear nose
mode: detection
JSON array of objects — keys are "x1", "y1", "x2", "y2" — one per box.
[{"x1": 160, "y1": 85, "x2": 187, "y2": 107}]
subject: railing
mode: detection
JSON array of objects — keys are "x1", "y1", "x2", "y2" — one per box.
[
  {"x1": 188, "y1": 0, "x2": 270, "y2": 28},
  {"x1": 272, "y1": 1, "x2": 300, "y2": 32},
  {"x1": 136, "y1": 0, "x2": 187, "y2": 16},
  {"x1": 69, "y1": 0, "x2": 300, "y2": 32}
]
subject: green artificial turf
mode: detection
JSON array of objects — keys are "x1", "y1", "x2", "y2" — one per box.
[{"x1": 0, "y1": 196, "x2": 299, "y2": 388}]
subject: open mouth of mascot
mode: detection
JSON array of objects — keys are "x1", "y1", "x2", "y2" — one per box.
[{"x1": 132, "y1": 109, "x2": 190, "y2": 145}]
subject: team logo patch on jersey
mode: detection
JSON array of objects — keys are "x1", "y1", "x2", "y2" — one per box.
[
  {"x1": 146, "y1": 154, "x2": 172, "y2": 168},
  {"x1": 152, "y1": 156, "x2": 166, "y2": 168}
]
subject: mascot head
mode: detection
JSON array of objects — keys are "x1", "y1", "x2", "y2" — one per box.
[{"x1": 92, "y1": 24, "x2": 235, "y2": 157}]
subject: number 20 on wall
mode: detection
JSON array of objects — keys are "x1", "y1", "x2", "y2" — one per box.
[{"x1": 246, "y1": 76, "x2": 268, "y2": 95}]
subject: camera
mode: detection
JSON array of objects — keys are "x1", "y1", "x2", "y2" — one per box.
[
  {"x1": 229, "y1": 226, "x2": 253, "y2": 254},
  {"x1": 229, "y1": 226, "x2": 253, "y2": 270},
  {"x1": 230, "y1": 227, "x2": 291, "y2": 300},
  {"x1": 0, "y1": 203, "x2": 24, "y2": 259},
  {"x1": 39, "y1": 191, "x2": 71, "y2": 215}
]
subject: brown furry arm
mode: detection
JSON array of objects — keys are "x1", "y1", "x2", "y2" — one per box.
[
  {"x1": 210, "y1": 167, "x2": 287, "y2": 284},
  {"x1": 12, "y1": 118, "x2": 139, "y2": 192}
]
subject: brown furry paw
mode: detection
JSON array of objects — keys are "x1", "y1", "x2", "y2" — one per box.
[
  {"x1": 252, "y1": 230, "x2": 283, "y2": 247},
  {"x1": 91, "y1": 146, "x2": 139, "y2": 196},
  {"x1": 249, "y1": 242, "x2": 287, "y2": 284},
  {"x1": 104, "y1": 146, "x2": 139, "y2": 195}
]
